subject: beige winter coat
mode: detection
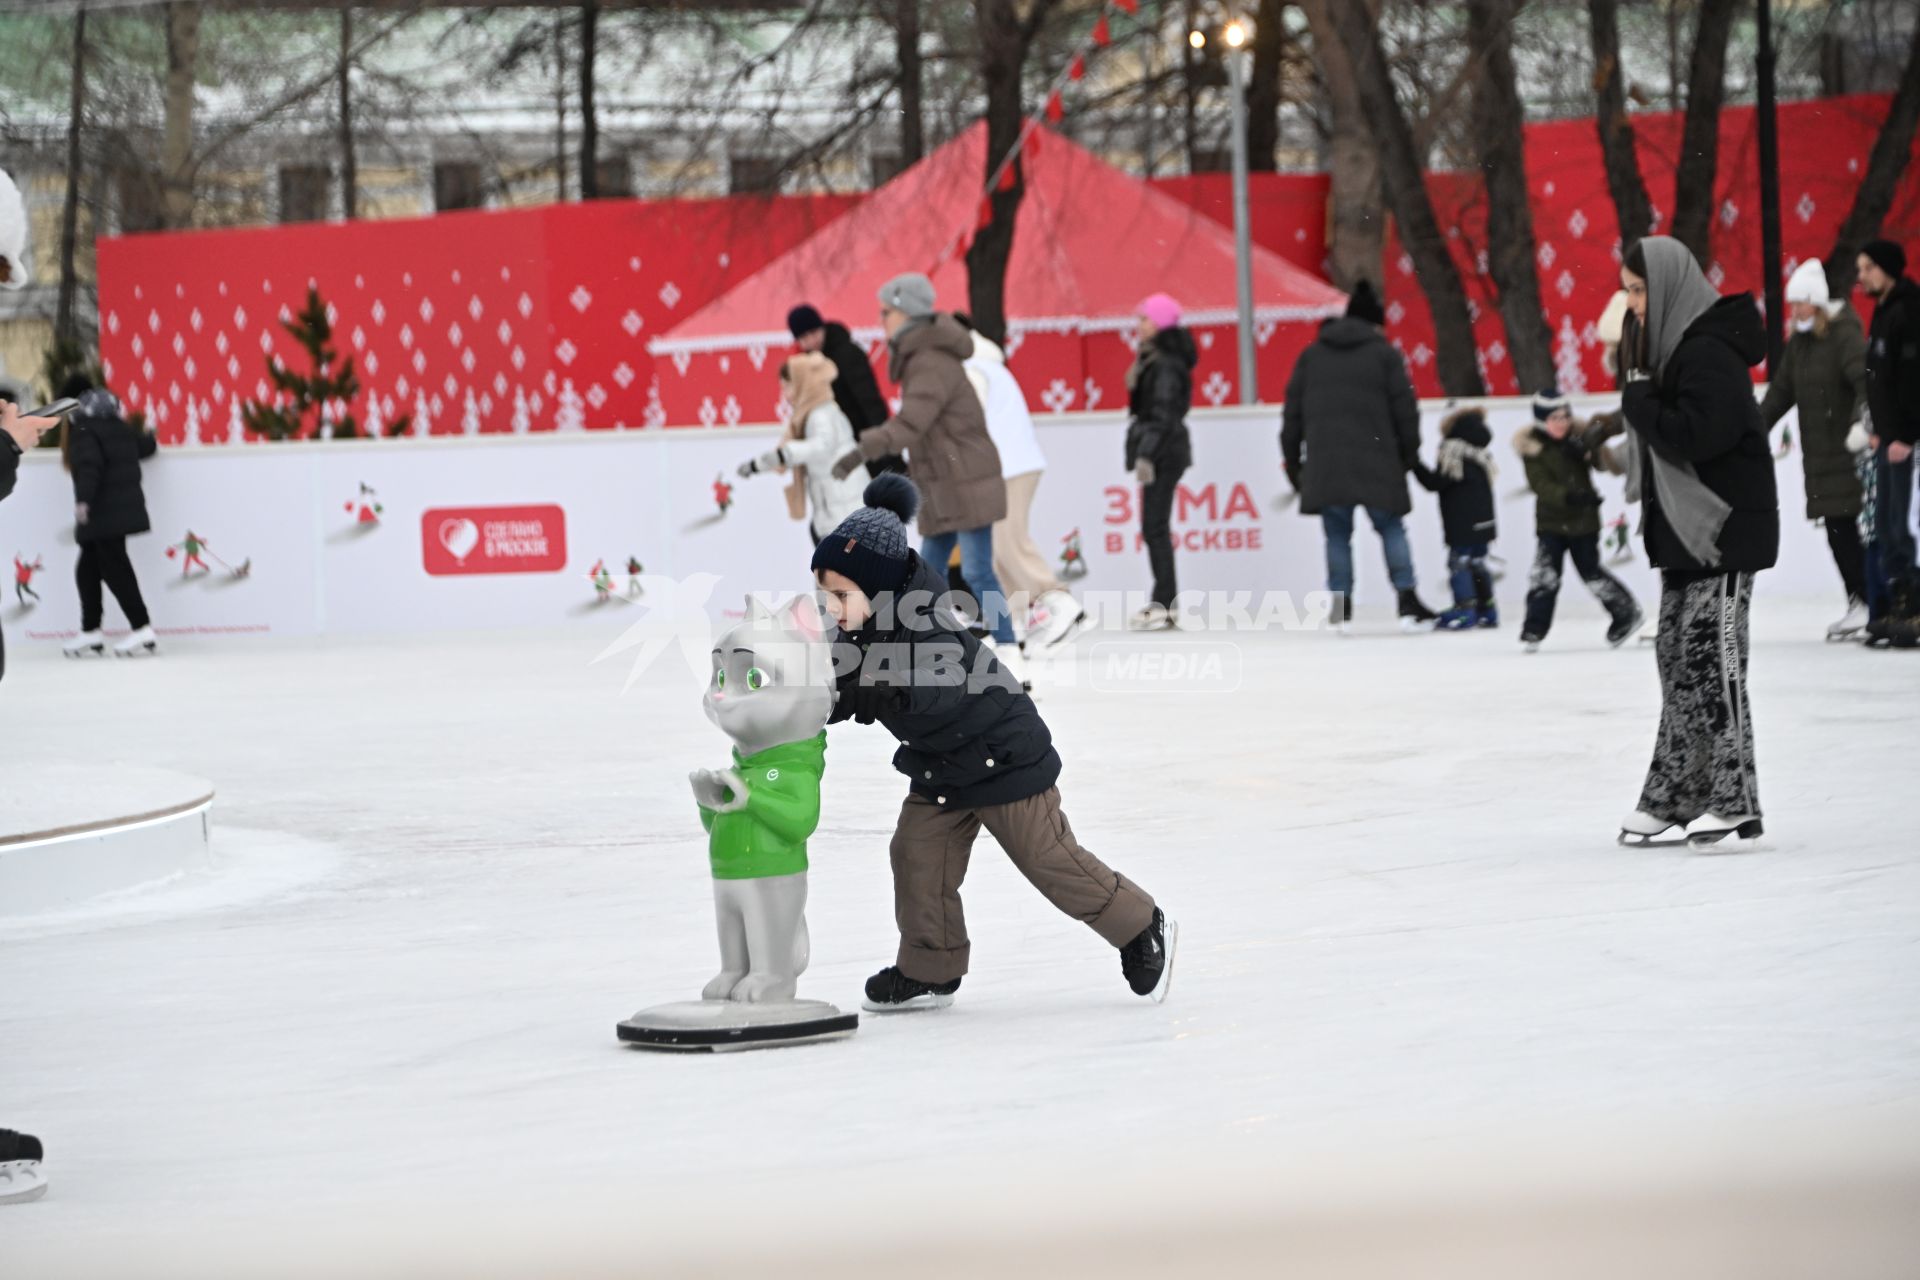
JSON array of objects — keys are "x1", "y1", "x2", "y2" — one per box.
[{"x1": 857, "y1": 315, "x2": 1007, "y2": 535}]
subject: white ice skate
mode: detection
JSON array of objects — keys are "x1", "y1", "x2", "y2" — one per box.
[
  {"x1": 1685, "y1": 813, "x2": 1764, "y2": 847},
  {"x1": 1826, "y1": 598, "x2": 1868, "y2": 642},
  {"x1": 113, "y1": 625, "x2": 160, "y2": 657},
  {"x1": 63, "y1": 629, "x2": 106, "y2": 658},
  {"x1": 1024, "y1": 589, "x2": 1087, "y2": 652},
  {"x1": 0, "y1": 1160, "x2": 46, "y2": 1205},
  {"x1": 1128, "y1": 602, "x2": 1175, "y2": 631},
  {"x1": 981, "y1": 636, "x2": 1030, "y2": 693},
  {"x1": 1617, "y1": 810, "x2": 1688, "y2": 847}
]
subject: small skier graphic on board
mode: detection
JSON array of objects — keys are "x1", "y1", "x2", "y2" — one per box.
[
  {"x1": 14, "y1": 554, "x2": 43, "y2": 606},
  {"x1": 169, "y1": 530, "x2": 212, "y2": 578},
  {"x1": 1059, "y1": 529, "x2": 1087, "y2": 581},
  {"x1": 626, "y1": 556, "x2": 645, "y2": 599},
  {"x1": 713, "y1": 475, "x2": 733, "y2": 514}
]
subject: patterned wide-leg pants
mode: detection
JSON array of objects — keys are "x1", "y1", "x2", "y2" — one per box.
[{"x1": 1637, "y1": 571, "x2": 1760, "y2": 824}]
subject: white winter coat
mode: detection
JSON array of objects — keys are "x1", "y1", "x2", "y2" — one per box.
[
  {"x1": 777, "y1": 401, "x2": 870, "y2": 539},
  {"x1": 964, "y1": 334, "x2": 1046, "y2": 479}
]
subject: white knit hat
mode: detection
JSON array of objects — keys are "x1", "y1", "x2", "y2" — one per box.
[
  {"x1": 1785, "y1": 258, "x2": 1830, "y2": 308},
  {"x1": 1596, "y1": 290, "x2": 1629, "y2": 346}
]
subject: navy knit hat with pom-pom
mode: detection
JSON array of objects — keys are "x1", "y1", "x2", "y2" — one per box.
[{"x1": 811, "y1": 474, "x2": 920, "y2": 598}]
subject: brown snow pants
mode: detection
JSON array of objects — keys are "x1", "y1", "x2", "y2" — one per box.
[{"x1": 890, "y1": 785, "x2": 1156, "y2": 984}]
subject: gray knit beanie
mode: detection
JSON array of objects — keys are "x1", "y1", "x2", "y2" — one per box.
[{"x1": 878, "y1": 273, "x2": 936, "y2": 320}]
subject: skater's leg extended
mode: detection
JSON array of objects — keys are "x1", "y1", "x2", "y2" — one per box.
[
  {"x1": 977, "y1": 787, "x2": 1154, "y2": 948},
  {"x1": 1570, "y1": 532, "x2": 1641, "y2": 640},
  {"x1": 1522, "y1": 535, "x2": 1568, "y2": 639},
  {"x1": 730, "y1": 872, "x2": 809, "y2": 1003},
  {"x1": 891, "y1": 793, "x2": 981, "y2": 984},
  {"x1": 702, "y1": 880, "x2": 752, "y2": 1001}
]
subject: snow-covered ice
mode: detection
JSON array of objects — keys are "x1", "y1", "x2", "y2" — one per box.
[{"x1": 2, "y1": 597, "x2": 1917, "y2": 1273}]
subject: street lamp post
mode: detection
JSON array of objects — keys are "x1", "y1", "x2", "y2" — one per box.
[{"x1": 1223, "y1": 21, "x2": 1258, "y2": 405}]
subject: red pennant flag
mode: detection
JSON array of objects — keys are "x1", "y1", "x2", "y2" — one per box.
[
  {"x1": 1092, "y1": 14, "x2": 1111, "y2": 46},
  {"x1": 1069, "y1": 54, "x2": 1086, "y2": 82},
  {"x1": 1045, "y1": 89, "x2": 1064, "y2": 123},
  {"x1": 976, "y1": 198, "x2": 994, "y2": 232},
  {"x1": 1113, "y1": 0, "x2": 1139, "y2": 12},
  {"x1": 996, "y1": 163, "x2": 1018, "y2": 193}
]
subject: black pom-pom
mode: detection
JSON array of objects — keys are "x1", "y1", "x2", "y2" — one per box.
[{"x1": 863, "y1": 473, "x2": 920, "y2": 523}]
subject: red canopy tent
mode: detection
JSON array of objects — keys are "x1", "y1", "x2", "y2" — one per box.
[{"x1": 649, "y1": 124, "x2": 1346, "y2": 424}]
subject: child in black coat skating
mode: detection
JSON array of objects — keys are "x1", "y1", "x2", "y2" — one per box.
[
  {"x1": 810, "y1": 475, "x2": 1175, "y2": 1011},
  {"x1": 1412, "y1": 407, "x2": 1499, "y2": 629}
]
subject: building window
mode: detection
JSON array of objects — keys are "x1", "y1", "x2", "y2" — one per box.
[
  {"x1": 869, "y1": 151, "x2": 905, "y2": 188},
  {"x1": 729, "y1": 154, "x2": 784, "y2": 195},
  {"x1": 434, "y1": 162, "x2": 485, "y2": 212},
  {"x1": 278, "y1": 165, "x2": 330, "y2": 224},
  {"x1": 1190, "y1": 147, "x2": 1234, "y2": 175},
  {"x1": 115, "y1": 167, "x2": 164, "y2": 234},
  {"x1": 592, "y1": 155, "x2": 631, "y2": 199}
]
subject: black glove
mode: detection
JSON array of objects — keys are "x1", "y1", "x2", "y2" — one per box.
[
  {"x1": 830, "y1": 447, "x2": 866, "y2": 481},
  {"x1": 837, "y1": 682, "x2": 907, "y2": 725},
  {"x1": 1284, "y1": 461, "x2": 1303, "y2": 492},
  {"x1": 1569, "y1": 490, "x2": 1603, "y2": 508}
]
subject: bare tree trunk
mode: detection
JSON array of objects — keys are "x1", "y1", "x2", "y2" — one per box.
[
  {"x1": 579, "y1": 0, "x2": 599, "y2": 198},
  {"x1": 1588, "y1": 0, "x2": 1653, "y2": 244},
  {"x1": 161, "y1": 1, "x2": 202, "y2": 229},
  {"x1": 340, "y1": 9, "x2": 357, "y2": 219},
  {"x1": 1825, "y1": 18, "x2": 1920, "y2": 297},
  {"x1": 1669, "y1": 0, "x2": 1738, "y2": 263},
  {"x1": 1244, "y1": 0, "x2": 1285, "y2": 173},
  {"x1": 553, "y1": 13, "x2": 567, "y2": 201},
  {"x1": 966, "y1": 0, "x2": 1031, "y2": 346},
  {"x1": 1182, "y1": 0, "x2": 1200, "y2": 171},
  {"x1": 1301, "y1": 0, "x2": 1382, "y2": 292},
  {"x1": 1326, "y1": 0, "x2": 1484, "y2": 394},
  {"x1": 895, "y1": 0, "x2": 924, "y2": 165},
  {"x1": 1665, "y1": 0, "x2": 1681, "y2": 115},
  {"x1": 1466, "y1": 0, "x2": 1553, "y2": 391},
  {"x1": 56, "y1": 9, "x2": 87, "y2": 351}
]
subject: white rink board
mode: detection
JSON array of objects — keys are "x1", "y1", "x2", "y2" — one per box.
[{"x1": 0, "y1": 397, "x2": 1830, "y2": 643}]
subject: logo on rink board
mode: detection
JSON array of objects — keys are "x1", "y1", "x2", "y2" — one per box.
[{"x1": 421, "y1": 504, "x2": 568, "y2": 576}]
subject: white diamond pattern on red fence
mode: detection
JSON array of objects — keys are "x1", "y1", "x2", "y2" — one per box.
[
  {"x1": 517, "y1": 293, "x2": 534, "y2": 319},
  {"x1": 570, "y1": 286, "x2": 593, "y2": 313},
  {"x1": 1796, "y1": 193, "x2": 1816, "y2": 223},
  {"x1": 371, "y1": 300, "x2": 385, "y2": 325},
  {"x1": 622, "y1": 310, "x2": 643, "y2": 337},
  {"x1": 497, "y1": 320, "x2": 512, "y2": 345},
  {"x1": 233, "y1": 305, "x2": 248, "y2": 331},
  {"x1": 612, "y1": 362, "x2": 636, "y2": 389},
  {"x1": 108, "y1": 311, "x2": 120, "y2": 335},
  {"x1": 461, "y1": 349, "x2": 477, "y2": 373},
  {"x1": 512, "y1": 346, "x2": 527, "y2": 371},
  {"x1": 399, "y1": 324, "x2": 414, "y2": 350},
  {"x1": 190, "y1": 308, "x2": 203, "y2": 332},
  {"x1": 419, "y1": 297, "x2": 435, "y2": 322},
  {"x1": 1568, "y1": 209, "x2": 1588, "y2": 239},
  {"x1": 1720, "y1": 199, "x2": 1739, "y2": 227},
  {"x1": 1537, "y1": 242, "x2": 1557, "y2": 270},
  {"x1": 447, "y1": 322, "x2": 463, "y2": 347},
  {"x1": 1397, "y1": 253, "x2": 1414, "y2": 276},
  {"x1": 468, "y1": 296, "x2": 484, "y2": 321},
  {"x1": 555, "y1": 339, "x2": 578, "y2": 366},
  {"x1": 1556, "y1": 269, "x2": 1576, "y2": 299},
  {"x1": 659, "y1": 281, "x2": 682, "y2": 309}
]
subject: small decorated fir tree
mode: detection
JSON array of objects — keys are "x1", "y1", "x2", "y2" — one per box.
[{"x1": 240, "y1": 285, "x2": 410, "y2": 440}]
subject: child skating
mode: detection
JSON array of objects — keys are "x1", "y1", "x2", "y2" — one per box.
[
  {"x1": 1513, "y1": 388, "x2": 1644, "y2": 650},
  {"x1": 1411, "y1": 407, "x2": 1500, "y2": 629},
  {"x1": 811, "y1": 475, "x2": 1175, "y2": 1010}
]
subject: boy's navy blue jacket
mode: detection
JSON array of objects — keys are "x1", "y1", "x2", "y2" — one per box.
[
  {"x1": 830, "y1": 550, "x2": 1060, "y2": 810},
  {"x1": 1411, "y1": 409, "x2": 1498, "y2": 548}
]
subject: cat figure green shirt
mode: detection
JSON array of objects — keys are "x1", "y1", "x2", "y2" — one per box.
[{"x1": 698, "y1": 731, "x2": 826, "y2": 879}]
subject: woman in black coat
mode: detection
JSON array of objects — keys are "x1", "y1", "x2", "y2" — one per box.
[
  {"x1": 1615, "y1": 237, "x2": 1778, "y2": 848},
  {"x1": 1124, "y1": 294, "x2": 1196, "y2": 630},
  {"x1": 61, "y1": 379, "x2": 159, "y2": 657}
]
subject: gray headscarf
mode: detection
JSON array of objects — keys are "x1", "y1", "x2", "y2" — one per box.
[{"x1": 1622, "y1": 236, "x2": 1731, "y2": 568}]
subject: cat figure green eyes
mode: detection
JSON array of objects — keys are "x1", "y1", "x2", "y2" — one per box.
[{"x1": 689, "y1": 594, "x2": 835, "y2": 1004}]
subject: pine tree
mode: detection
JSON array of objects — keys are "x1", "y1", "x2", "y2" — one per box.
[
  {"x1": 239, "y1": 285, "x2": 408, "y2": 440},
  {"x1": 1553, "y1": 316, "x2": 1588, "y2": 395}
]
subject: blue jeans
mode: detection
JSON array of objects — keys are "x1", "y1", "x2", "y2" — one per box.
[
  {"x1": 1320, "y1": 505, "x2": 1416, "y2": 597},
  {"x1": 922, "y1": 526, "x2": 1016, "y2": 645},
  {"x1": 1447, "y1": 541, "x2": 1492, "y2": 608}
]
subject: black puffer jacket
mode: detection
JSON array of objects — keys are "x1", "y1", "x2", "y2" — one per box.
[
  {"x1": 1280, "y1": 317, "x2": 1420, "y2": 515},
  {"x1": 1124, "y1": 327, "x2": 1195, "y2": 474},
  {"x1": 821, "y1": 321, "x2": 904, "y2": 476},
  {"x1": 68, "y1": 391, "x2": 157, "y2": 543},
  {"x1": 1622, "y1": 294, "x2": 1778, "y2": 573},
  {"x1": 1865, "y1": 276, "x2": 1920, "y2": 446},
  {"x1": 1, "y1": 434, "x2": 19, "y2": 504},
  {"x1": 1411, "y1": 408, "x2": 1497, "y2": 547},
  {"x1": 830, "y1": 550, "x2": 1059, "y2": 810}
]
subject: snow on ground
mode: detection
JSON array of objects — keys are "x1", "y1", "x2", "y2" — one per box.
[{"x1": 2, "y1": 595, "x2": 1917, "y2": 1273}]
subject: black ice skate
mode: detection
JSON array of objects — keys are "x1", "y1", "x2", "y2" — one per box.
[
  {"x1": 1396, "y1": 589, "x2": 1438, "y2": 633},
  {"x1": 0, "y1": 1129, "x2": 46, "y2": 1205},
  {"x1": 1120, "y1": 907, "x2": 1178, "y2": 1003},
  {"x1": 862, "y1": 966, "x2": 959, "y2": 1013}
]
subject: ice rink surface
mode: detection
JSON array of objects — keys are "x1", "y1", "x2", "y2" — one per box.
[{"x1": 3, "y1": 595, "x2": 1918, "y2": 1274}]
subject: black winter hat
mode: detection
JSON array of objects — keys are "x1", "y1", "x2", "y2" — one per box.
[
  {"x1": 1532, "y1": 386, "x2": 1570, "y2": 421},
  {"x1": 1345, "y1": 279, "x2": 1386, "y2": 327},
  {"x1": 1860, "y1": 239, "x2": 1908, "y2": 280},
  {"x1": 811, "y1": 474, "x2": 919, "y2": 600},
  {"x1": 787, "y1": 304, "x2": 825, "y2": 338}
]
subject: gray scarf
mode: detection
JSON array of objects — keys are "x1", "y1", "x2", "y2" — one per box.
[
  {"x1": 1435, "y1": 436, "x2": 1495, "y2": 483},
  {"x1": 1623, "y1": 236, "x2": 1731, "y2": 568}
]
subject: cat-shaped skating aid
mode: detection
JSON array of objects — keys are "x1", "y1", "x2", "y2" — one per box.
[{"x1": 689, "y1": 593, "x2": 835, "y2": 1004}]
